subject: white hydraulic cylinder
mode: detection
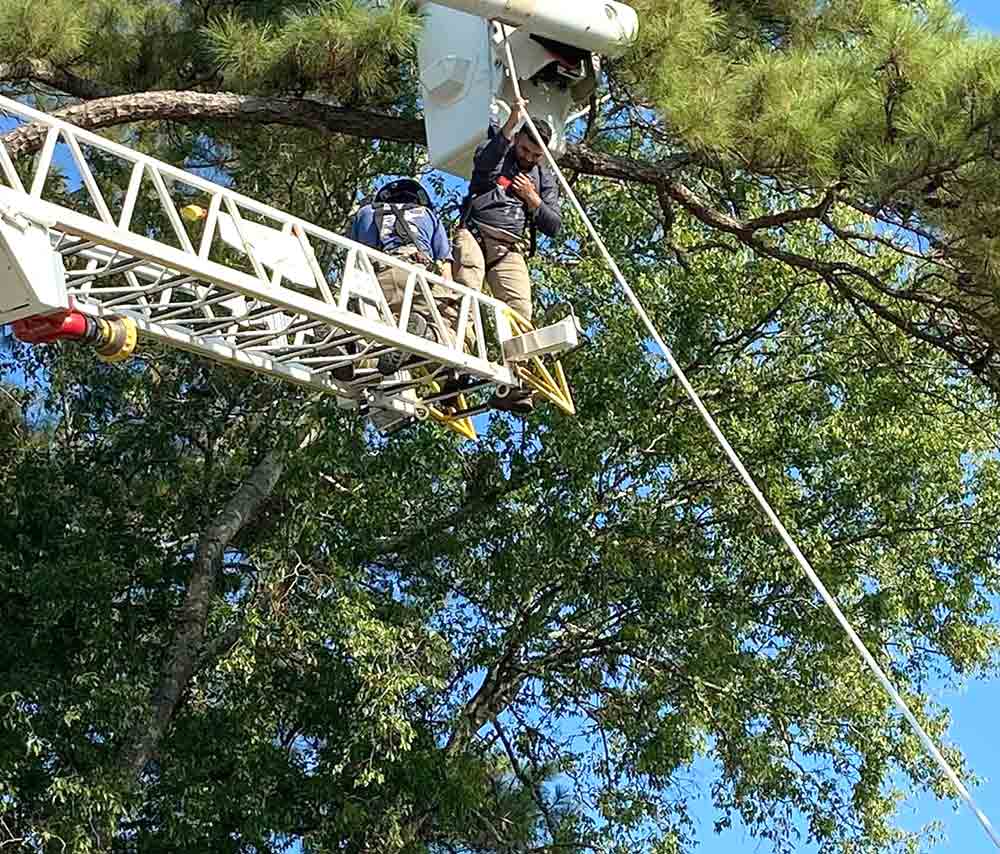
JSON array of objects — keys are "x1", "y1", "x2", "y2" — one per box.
[{"x1": 426, "y1": 0, "x2": 638, "y2": 56}]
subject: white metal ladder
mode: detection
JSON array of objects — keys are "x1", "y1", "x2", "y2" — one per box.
[{"x1": 0, "y1": 94, "x2": 580, "y2": 434}]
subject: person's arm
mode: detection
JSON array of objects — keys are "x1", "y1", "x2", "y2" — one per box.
[
  {"x1": 470, "y1": 98, "x2": 529, "y2": 184},
  {"x1": 349, "y1": 206, "x2": 378, "y2": 247},
  {"x1": 471, "y1": 127, "x2": 511, "y2": 181},
  {"x1": 532, "y1": 168, "x2": 561, "y2": 238},
  {"x1": 500, "y1": 97, "x2": 528, "y2": 141},
  {"x1": 430, "y1": 215, "x2": 453, "y2": 279},
  {"x1": 509, "y1": 170, "x2": 561, "y2": 238}
]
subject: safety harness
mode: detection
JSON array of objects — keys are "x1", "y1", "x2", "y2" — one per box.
[
  {"x1": 461, "y1": 164, "x2": 542, "y2": 272},
  {"x1": 372, "y1": 202, "x2": 435, "y2": 269}
]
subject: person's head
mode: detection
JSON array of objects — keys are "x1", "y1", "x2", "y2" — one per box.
[
  {"x1": 513, "y1": 119, "x2": 552, "y2": 171},
  {"x1": 374, "y1": 178, "x2": 432, "y2": 208}
]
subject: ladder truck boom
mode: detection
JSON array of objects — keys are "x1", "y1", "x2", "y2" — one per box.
[{"x1": 0, "y1": 94, "x2": 579, "y2": 438}]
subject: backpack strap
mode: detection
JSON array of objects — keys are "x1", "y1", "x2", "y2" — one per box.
[
  {"x1": 371, "y1": 202, "x2": 434, "y2": 267},
  {"x1": 372, "y1": 203, "x2": 389, "y2": 248},
  {"x1": 526, "y1": 164, "x2": 545, "y2": 257},
  {"x1": 389, "y1": 203, "x2": 424, "y2": 250}
]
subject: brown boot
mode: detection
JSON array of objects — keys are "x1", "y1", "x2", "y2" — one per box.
[{"x1": 489, "y1": 388, "x2": 534, "y2": 415}]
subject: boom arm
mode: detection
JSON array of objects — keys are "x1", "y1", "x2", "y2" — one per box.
[{"x1": 0, "y1": 94, "x2": 580, "y2": 435}]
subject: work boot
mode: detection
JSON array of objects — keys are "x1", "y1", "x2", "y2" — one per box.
[
  {"x1": 488, "y1": 388, "x2": 535, "y2": 415},
  {"x1": 432, "y1": 370, "x2": 466, "y2": 411},
  {"x1": 378, "y1": 313, "x2": 436, "y2": 376},
  {"x1": 331, "y1": 344, "x2": 356, "y2": 382}
]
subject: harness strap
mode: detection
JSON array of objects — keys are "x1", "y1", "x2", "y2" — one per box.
[
  {"x1": 388, "y1": 202, "x2": 430, "y2": 264},
  {"x1": 372, "y1": 202, "x2": 434, "y2": 269}
]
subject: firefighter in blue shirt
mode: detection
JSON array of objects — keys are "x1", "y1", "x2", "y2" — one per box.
[{"x1": 350, "y1": 178, "x2": 456, "y2": 375}]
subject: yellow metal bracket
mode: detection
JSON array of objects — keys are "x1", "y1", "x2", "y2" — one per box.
[
  {"x1": 425, "y1": 379, "x2": 478, "y2": 440},
  {"x1": 504, "y1": 310, "x2": 576, "y2": 416}
]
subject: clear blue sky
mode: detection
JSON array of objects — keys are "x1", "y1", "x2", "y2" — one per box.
[
  {"x1": 960, "y1": 0, "x2": 1000, "y2": 33},
  {"x1": 694, "y1": 3, "x2": 1000, "y2": 852}
]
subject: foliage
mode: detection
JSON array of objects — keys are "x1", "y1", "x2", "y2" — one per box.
[
  {"x1": 1, "y1": 1, "x2": 1000, "y2": 853},
  {"x1": 202, "y1": 0, "x2": 421, "y2": 99}
]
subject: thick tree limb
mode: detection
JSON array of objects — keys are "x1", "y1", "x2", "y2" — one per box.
[
  {"x1": 118, "y1": 449, "x2": 287, "y2": 779},
  {"x1": 1, "y1": 91, "x2": 425, "y2": 158},
  {"x1": 0, "y1": 89, "x2": 687, "y2": 185},
  {"x1": 445, "y1": 662, "x2": 527, "y2": 758},
  {"x1": 0, "y1": 60, "x2": 117, "y2": 101},
  {"x1": 742, "y1": 190, "x2": 836, "y2": 232}
]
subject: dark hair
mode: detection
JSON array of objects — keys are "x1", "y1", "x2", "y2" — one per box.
[{"x1": 519, "y1": 118, "x2": 552, "y2": 146}]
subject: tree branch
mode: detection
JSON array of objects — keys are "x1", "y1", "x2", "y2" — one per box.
[
  {"x1": 1, "y1": 90, "x2": 425, "y2": 159},
  {"x1": 493, "y1": 720, "x2": 560, "y2": 842},
  {"x1": 0, "y1": 60, "x2": 117, "y2": 100},
  {"x1": 118, "y1": 447, "x2": 287, "y2": 779},
  {"x1": 0, "y1": 88, "x2": 689, "y2": 184},
  {"x1": 743, "y1": 189, "x2": 836, "y2": 232}
]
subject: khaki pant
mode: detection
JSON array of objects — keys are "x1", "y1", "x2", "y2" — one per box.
[
  {"x1": 376, "y1": 258, "x2": 461, "y2": 340},
  {"x1": 452, "y1": 227, "x2": 532, "y2": 324}
]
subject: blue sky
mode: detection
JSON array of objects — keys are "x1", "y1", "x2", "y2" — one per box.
[
  {"x1": 960, "y1": 0, "x2": 1000, "y2": 33},
  {"x1": 695, "y1": 4, "x2": 1000, "y2": 852}
]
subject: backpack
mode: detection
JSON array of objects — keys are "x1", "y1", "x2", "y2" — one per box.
[{"x1": 372, "y1": 203, "x2": 421, "y2": 248}]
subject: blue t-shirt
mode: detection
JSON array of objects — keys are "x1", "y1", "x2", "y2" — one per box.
[{"x1": 350, "y1": 204, "x2": 452, "y2": 261}]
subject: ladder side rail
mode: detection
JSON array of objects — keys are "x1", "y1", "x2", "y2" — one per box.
[
  {"x1": 63, "y1": 232, "x2": 510, "y2": 381},
  {"x1": 41, "y1": 188, "x2": 508, "y2": 365},
  {"x1": 0, "y1": 95, "x2": 448, "y2": 305},
  {"x1": 0, "y1": 95, "x2": 512, "y2": 334},
  {"x1": 0, "y1": 95, "x2": 549, "y2": 392},
  {"x1": 21, "y1": 195, "x2": 516, "y2": 384},
  {"x1": 72, "y1": 300, "x2": 348, "y2": 396}
]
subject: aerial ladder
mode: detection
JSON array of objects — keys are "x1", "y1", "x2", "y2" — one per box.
[{"x1": 0, "y1": 0, "x2": 638, "y2": 438}]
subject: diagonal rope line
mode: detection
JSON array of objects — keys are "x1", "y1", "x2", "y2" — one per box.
[{"x1": 499, "y1": 34, "x2": 1000, "y2": 850}]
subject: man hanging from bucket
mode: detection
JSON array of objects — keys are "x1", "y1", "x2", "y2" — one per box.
[{"x1": 453, "y1": 97, "x2": 562, "y2": 414}]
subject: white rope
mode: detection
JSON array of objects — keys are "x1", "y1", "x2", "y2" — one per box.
[{"x1": 499, "y1": 35, "x2": 1000, "y2": 849}]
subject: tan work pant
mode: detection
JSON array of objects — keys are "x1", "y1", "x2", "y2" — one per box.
[
  {"x1": 376, "y1": 261, "x2": 461, "y2": 340},
  {"x1": 452, "y1": 227, "x2": 532, "y2": 324}
]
